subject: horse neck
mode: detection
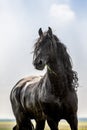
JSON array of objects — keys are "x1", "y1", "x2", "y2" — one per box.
[{"x1": 47, "y1": 61, "x2": 68, "y2": 97}]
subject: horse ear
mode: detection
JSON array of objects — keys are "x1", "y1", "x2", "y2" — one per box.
[
  {"x1": 38, "y1": 28, "x2": 43, "y2": 37},
  {"x1": 48, "y1": 27, "x2": 53, "y2": 38}
]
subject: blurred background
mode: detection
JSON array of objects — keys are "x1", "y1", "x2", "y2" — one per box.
[{"x1": 0, "y1": 0, "x2": 87, "y2": 119}]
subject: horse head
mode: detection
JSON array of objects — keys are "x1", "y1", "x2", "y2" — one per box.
[{"x1": 33, "y1": 27, "x2": 58, "y2": 70}]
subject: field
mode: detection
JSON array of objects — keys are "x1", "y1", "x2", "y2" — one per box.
[{"x1": 0, "y1": 120, "x2": 87, "y2": 130}]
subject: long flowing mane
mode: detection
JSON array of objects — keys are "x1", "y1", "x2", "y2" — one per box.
[{"x1": 54, "y1": 35, "x2": 78, "y2": 90}]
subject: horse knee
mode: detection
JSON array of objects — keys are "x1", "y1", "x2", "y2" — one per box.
[
  {"x1": 36, "y1": 120, "x2": 45, "y2": 130},
  {"x1": 47, "y1": 119, "x2": 58, "y2": 130}
]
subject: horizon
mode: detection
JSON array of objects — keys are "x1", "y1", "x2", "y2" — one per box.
[{"x1": 0, "y1": 117, "x2": 87, "y2": 121}]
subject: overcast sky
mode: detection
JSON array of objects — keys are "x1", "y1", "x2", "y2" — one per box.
[{"x1": 0, "y1": 0, "x2": 87, "y2": 119}]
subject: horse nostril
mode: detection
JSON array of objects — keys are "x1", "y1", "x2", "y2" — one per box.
[
  {"x1": 33, "y1": 60, "x2": 43, "y2": 66},
  {"x1": 39, "y1": 60, "x2": 42, "y2": 65}
]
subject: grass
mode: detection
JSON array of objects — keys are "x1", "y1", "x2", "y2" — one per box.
[
  {"x1": 0, "y1": 121, "x2": 16, "y2": 130},
  {"x1": 0, "y1": 121, "x2": 87, "y2": 130}
]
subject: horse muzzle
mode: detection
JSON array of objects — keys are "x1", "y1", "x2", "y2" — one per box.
[{"x1": 33, "y1": 59, "x2": 45, "y2": 70}]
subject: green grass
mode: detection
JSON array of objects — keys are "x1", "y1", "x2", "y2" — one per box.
[
  {"x1": 0, "y1": 121, "x2": 15, "y2": 130},
  {"x1": 0, "y1": 121, "x2": 87, "y2": 130}
]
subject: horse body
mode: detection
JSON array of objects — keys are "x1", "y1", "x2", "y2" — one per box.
[{"x1": 10, "y1": 27, "x2": 78, "y2": 130}]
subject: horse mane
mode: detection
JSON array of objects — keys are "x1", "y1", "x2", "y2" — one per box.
[{"x1": 53, "y1": 35, "x2": 78, "y2": 90}]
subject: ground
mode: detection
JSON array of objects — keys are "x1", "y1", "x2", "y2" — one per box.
[{"x1": 0, "y1": 120, "x2": 87, "y2": 130}]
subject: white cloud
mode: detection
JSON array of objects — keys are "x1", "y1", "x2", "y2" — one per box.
[{"x1": 49, "y1": 4, "x2": 75, "y2": 24}]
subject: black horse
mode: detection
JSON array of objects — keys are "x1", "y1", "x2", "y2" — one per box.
[{"x1": 10, "y1": 27, "x2": 78, "y2": 130}]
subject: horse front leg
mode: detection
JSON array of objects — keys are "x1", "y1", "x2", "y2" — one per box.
[
  {"x1": 35, "y1": 120, "x2": 45, "y2": 130},
  {"x1": 66, "y1": 115, "x2": 78, "y2": 130},
  {"x1": 47, "y1": 119, "x2": 59, "y2": 130}
]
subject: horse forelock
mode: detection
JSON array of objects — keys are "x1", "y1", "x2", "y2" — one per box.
[{"x1": 34, "y1": 32, "x2": 47, "y2": 50}]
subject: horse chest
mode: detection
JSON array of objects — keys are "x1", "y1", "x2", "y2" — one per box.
[{"x1": 40, "y1": 95, "x2": 62, "y2": 117}]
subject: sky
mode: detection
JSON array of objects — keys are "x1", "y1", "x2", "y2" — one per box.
[{"x1": 0, "y1": 0, "x2": 87, "y2": 119}]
